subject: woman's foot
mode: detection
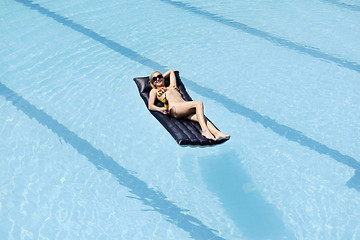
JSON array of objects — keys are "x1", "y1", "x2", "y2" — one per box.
[
  {"x1": 215, "y1": 132, "x2": 230, "y2": 141},
  {"x1": 202, "y1": 130, "x2": 216, "y2": 141}
]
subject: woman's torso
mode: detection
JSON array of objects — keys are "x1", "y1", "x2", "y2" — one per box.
[{"x1": 157, "y1": 86, "x2": 184, "y2": 103}]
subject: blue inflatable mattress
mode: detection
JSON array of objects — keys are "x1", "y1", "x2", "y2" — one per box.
[{"x1": 133, "y1": 71, "x2": 228, "y2": 146}]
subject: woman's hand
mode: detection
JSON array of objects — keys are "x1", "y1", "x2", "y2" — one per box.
[{"x1": 160, "y1": 107, "x2": 169, "y2": 115}]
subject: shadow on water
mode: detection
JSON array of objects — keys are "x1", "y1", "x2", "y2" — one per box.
[
  {"x1": 347, "y1": 170, "x2": 360, "y2": 191},
  {"x1": 321, "y1": 0, "x2": 360, "y2": 12},
  {"x1": 199, "y1": 150, "x2": 295, "y2": 240}
]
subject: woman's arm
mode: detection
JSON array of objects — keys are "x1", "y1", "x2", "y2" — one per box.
[
  {"x1": 148, "y1": 89, "x2": 169, "y2": 114},
  {"x1": 163, "y1": 69, "x2": 177, "y2": 86}
]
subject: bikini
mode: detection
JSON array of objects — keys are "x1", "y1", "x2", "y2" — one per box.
[{"x1": 157, "y1": 85, "x2": 180, "y2": 102}]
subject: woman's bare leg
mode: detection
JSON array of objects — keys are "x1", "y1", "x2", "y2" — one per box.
[
  {"x1": 170, "y1": 101, "x2": 215, "y2": 140},
  {"x1": 186, "y1": 114, "x2": 230, "y2": 140}
]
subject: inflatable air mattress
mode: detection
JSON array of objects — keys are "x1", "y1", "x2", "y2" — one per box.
[{"x1": 133, "y1": 71, "x2": 228, "y2": 146}]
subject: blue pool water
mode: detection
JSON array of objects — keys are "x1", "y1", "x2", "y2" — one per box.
[{"x1": 1, "y1": 0, "x2": 360, "y2": 239}]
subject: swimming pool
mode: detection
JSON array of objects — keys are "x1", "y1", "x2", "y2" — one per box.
[{"x1": 1, "y1": 0, "x2": 360, "y2": 239}]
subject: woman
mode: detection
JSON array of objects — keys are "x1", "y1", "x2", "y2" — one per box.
[{"x1": 148, "y1": 69, "x2": 230, "y2": 141}]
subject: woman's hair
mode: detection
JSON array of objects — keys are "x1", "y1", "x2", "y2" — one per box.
[{"x1": 149, "y1": 71, "x2": 161, "y2": 89}]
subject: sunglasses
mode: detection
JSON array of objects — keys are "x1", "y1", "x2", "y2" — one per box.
[{"x1": 151, "y1": 74, "x2": 163, "y2": 83}]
